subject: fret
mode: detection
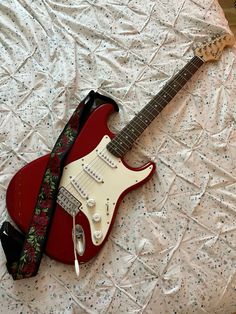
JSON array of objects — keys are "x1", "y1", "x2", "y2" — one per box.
[
  {"x1": 107, "y1": 56, "x2": 204, "y2": 157},
  {"x1": 135, "y1": 115, "x2": 149, "y2": 128},
  {"x1": 141, "y1": 107, "x2": 156, "y2": 120},
  {"x1": 107, "y1": 141, "x2": 124, "y2": 156}
]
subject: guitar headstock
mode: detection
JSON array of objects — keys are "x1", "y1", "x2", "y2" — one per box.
[{"x1": 194, "y1": 34, "x2": 235, "y2": 62}]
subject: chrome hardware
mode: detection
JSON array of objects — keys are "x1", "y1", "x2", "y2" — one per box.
[
  {"x1": 57, "y1": 187, "x2": 81, "y2": 216},
  {"x1": 74, "y1": 224, "x2": 85, "y2": 256}
]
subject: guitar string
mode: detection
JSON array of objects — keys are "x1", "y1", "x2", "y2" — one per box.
[
  {"x1": 95, "y1": 56, "x2": 203, "y2": 161},
  {"x1": 62, "y1": 56, "x2": 203, "y2": 202},
  {"x1": 107, "y1": 56, "x2": 203, "y2": 156},
  {"x1": 70, "y1": 56, "x2": 203, "y2": 189},
  {"x1": 61, "y1": 56, "x2": 204, "y2": 208}
]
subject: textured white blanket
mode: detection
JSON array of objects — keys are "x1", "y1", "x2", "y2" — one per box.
[{"x1": 0, "y1": 1, "x2": 236, "y2": 313}]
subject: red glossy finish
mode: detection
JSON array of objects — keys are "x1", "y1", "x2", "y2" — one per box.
[{"x1": 6, "y1": 103, "x2": 156, "y2": 264}]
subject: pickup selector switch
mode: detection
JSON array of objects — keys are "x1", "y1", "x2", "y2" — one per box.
[
  {"x1": 87, "y1": 198, "x2": 96, "y2": 208},
  {"x1": 92, "y1": 213, "x2": 101, "y2": 223}
]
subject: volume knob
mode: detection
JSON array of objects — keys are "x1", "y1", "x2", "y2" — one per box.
[{"x1": 87, "y1": 198, "x2": 96, "y2": 208}]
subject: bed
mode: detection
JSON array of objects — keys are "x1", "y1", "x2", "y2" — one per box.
[{"x1": 0, "y1": 0, "x2": 236, "y2": 313}]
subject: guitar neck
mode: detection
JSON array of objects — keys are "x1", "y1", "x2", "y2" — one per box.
[{"x1": 107, "y1": 55, "x2": 204, "y2": 157}]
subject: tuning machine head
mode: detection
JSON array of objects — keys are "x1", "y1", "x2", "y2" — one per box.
[{"x1": 194, "y1": 33, "x2": 235, "y2": 62}]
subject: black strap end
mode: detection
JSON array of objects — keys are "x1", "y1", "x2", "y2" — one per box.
[{"x1": 0, "y1": 221, "x2": 25, "y2": 272}]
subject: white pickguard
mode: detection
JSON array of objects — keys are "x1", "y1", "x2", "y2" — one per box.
[{"x1": 58, "y1": 135, "x2": 154, "y2": 246}]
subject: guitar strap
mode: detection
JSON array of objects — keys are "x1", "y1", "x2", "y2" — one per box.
[{"x1": 0, "y1": 90, "x2": 118, "y2": 280}]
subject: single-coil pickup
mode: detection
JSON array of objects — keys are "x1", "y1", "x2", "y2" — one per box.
[
  {"x1": 97, "y1": 150, "x2": 117, "y2": 168},
  {"x1": 71, "y1": 178, "x2": 88, "y2": 199},
  {"x1": 83, "y1": 164, "x2": 103, "y2": 183}
]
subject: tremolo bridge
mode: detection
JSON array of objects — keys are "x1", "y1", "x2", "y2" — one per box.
[
  {"x1": 57, "y1": 187, "x2": 82, "y2": 216},
  {"x1": 56, "y1": 135, "x2": 154, "y2": 247}
]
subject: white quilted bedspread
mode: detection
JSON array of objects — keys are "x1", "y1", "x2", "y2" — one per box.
[{"x1": 0, "y1": 0, "x2": 236, "y2": 313}]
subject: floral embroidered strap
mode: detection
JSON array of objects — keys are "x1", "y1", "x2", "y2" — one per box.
[{"x1": 0, "y1": 91, "x2": 118, "y2": 280}]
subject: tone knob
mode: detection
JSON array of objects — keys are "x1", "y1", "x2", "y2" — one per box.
[
  {"x1": 87, "y1": 198, "x2": 96, "y2": 208},
  {"x1": 92, "y1": 213, "x2": 101, "y2": 223},
  {"x1": 94, "y1": 230, "x2": 103, "y2": 240}
]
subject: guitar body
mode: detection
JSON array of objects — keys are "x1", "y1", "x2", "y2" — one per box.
[
  {"x1": 5, "y1": 34, "x2": 235, "y2": 268},
  {"x1": 6, "y1": 103, "x2": 155, "y2": 264}
]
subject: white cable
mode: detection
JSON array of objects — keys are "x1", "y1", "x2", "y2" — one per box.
[{"x1": 72, "y1": 213, "x2": 80, "y2": 277}]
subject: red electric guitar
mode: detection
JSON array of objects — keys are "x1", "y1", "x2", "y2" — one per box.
[{"x1": 6, "y1": 34, "x2": 235, "y2": 264}]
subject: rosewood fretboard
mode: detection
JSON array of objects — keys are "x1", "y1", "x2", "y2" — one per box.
[{"x1": 107, "y1": 55, "x2": 204, "y2": 157}]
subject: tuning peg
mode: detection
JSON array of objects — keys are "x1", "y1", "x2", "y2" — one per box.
[{"x1": 194, "y1": 33, "x2": 235, "y2": 62}]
